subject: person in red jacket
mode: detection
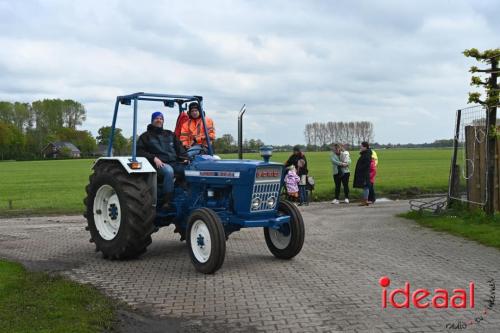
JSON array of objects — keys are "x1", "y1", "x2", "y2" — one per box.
[
  {"x1": 174, "y1": 110, "x2": 189, "y2": 139},
  {"x1": 369, "y1": 152, "x2": 377, "y2": 204}
]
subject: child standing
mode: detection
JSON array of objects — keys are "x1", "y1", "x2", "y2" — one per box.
[
  {"x1": 340, "y1": 150, "x2": 350, "y2": 168},
  {"x1": 284, "y1": 165, "x2": 300, "y2": 200}
]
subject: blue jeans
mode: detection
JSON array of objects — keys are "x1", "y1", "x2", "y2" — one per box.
[
  {"x1": 362, "y1": 186, "x2": 370, "y2": 200},
  {"x1": 158, "y1": 164, "x2": 175, "y2": 194},
  {"x1": 299, "y1": 185, "x2": 308, "y2": 203}
]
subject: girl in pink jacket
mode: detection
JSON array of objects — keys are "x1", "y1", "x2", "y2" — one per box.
[{"x1": 285, "y1": 165, "x2": 300, "y2": 200}]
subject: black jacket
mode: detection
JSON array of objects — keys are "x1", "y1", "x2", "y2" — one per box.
[
  {"x1": 137, "y1": 125, "x2": 187, "y2": 165},
  {"x1": 353, "y1": 149, "x2": 371, "y2": 188},
  {"x1": 285, "y1": 152, "x2": 308, "y2": 176}
]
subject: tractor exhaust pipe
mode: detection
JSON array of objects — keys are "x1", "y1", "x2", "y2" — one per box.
[{"x1": 238, "y1": 104, "x2": 246, "y2": 159}]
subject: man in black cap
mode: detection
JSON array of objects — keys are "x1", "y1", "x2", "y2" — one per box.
[{"x1": 137, "y1": 111, "x2": 188, "y2": 209}]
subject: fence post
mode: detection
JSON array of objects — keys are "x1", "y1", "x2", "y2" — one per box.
[{"x1": 448, "y1": 109, "x2": 462, "y2": 208}]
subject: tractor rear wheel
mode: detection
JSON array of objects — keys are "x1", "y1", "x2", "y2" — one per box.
[
  {"x1": 264, "y1": 200, "x2": 305, "y2": 259},
  {"x1": 84, "y1": 162, "x2": 155, "y2": 260},
  {"x1": 187, "y1": 208, "x2": 226, "y2": 274}
]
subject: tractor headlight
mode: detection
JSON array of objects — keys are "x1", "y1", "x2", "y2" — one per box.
[
  {"x1": 266, "y1": 196, "x2": 276, "y2": 208},
  {"x1": 251, "y1": 197, "x2": 261, "y2": 210}
]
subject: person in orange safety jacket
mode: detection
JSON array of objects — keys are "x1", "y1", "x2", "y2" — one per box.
[{"x1": 179, "y1": 102, "x2": 216, "y2": 157}]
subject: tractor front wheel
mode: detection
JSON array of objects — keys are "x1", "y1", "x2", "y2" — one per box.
[
  {"x1": 187, "y1": 208, "x2": 226, "y2": 274},
  {"x1": 264, "y1": 200, "x2": 305, "y2": 259}
]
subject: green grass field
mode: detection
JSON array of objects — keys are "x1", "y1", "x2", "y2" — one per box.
[{"x1": 0, "y1": 148, "x2": 452, "y2": 216}]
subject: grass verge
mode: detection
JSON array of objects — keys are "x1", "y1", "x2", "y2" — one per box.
[
  {"x1": 0, "y1": 259, "x2": 115, "y2": 333},
  {"x1": 400, "y1": 209, "x2": 500, "y2": 250}
]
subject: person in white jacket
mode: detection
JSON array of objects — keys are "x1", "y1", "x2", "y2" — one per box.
[{"x1": 330, "y1": 143, "x2": 351, "y2": 204}]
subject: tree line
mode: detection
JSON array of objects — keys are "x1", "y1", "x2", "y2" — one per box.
[
  {"x1": 304, "y1": 121, "x2": 374, "y2": 149},
  {"x1": 212, "y1": 134, "x2": 265, "y2": 154},
  {"x1": 0, "y1": 99, "x2": 134, "y2": 160}
]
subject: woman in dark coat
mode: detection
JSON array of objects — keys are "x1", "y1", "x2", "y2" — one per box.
[
  {"x1": 285, "y1": 145, "x2": 308, "y2": 172},
  {"x1": 353, "y1": 141, "x2": 372, "y2": 206}
]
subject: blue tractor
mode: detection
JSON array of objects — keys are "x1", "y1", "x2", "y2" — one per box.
[{"x1": 84, "y1": 92, "x2": 305, "y2": 274}]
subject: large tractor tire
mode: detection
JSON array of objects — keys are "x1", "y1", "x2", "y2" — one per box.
[
  {"x1": 264, "y1": 200, "x2": 305, "y2": 259},
  {"x1": 84, "y1": 162, "x2": 155, "y2": 260},
  {"x1": 187, "y1": 208, "x2": 226, "y2": 274}
]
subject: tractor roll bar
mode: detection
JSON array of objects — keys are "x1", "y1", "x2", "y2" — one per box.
[{"x1": 106, "y1": 92, "x2": 212, "y2": 161}]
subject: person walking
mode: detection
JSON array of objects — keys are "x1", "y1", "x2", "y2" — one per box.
[
  {"x1": 353, "y1": 141, "x2": 372, "y2": 206},
  {"x1": 330, "y1": 143, "x2": 351, "y2": 204}
]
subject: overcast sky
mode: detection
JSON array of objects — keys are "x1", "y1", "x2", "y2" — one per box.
[{"x1": 0, "y1": 0, "x2": 498, "y2": 144}]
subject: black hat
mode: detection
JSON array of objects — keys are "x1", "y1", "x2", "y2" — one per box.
[
  {"x1": 188, "y1": 102, "x2": 200, "y2": 111},
  {"x1": 293, "y1": 145, "x2": 301, "y2": 152}
]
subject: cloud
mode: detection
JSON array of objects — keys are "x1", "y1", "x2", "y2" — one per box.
[{"x1": 0, "y1": 0, "x2": 498, "y2": 144}]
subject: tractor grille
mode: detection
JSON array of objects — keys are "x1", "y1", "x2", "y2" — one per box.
[{"x1": 250, "y1": 182, "x2": 281, "y2": 212}]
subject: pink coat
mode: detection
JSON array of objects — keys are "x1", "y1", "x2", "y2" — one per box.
[
  {"x1": 370, "y1": 159, "x2": 377, "y2": 184},
  {"x1": 285, "y1": 171, "x2": 300, "y2": 193}
]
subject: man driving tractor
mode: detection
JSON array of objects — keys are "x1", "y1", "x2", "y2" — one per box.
[{"x1": 137, "y1": 111, "x2": 188, "y2": 210}]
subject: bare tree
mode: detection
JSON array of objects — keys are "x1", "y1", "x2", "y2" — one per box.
[
  {"x1": 304, "y1": 121, "x2": 374, "y2": 148},
  {"x1": 326, "y1": 121, "x2": 335, "y2": 144},
  {"x1": 303, "y1": 124, "x2": 313, "y2": 146},
  {"x1": 312, "y1": 122, "x2": 320, "y2": 147}
]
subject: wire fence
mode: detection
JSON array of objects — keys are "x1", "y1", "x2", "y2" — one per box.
[{"x1": 448, "y1": 105, "x2": 488, "y2": 206}]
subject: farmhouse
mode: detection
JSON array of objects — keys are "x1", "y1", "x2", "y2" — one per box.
[
  {"x1": 94, "y1": 144, "x2": 113, "y2": 157},
  {"x1": 42, "y1": 141, "x2": 81, "y2": 158}
]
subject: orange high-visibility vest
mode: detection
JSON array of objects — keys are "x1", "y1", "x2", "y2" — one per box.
[{"x1": 179, "y1": 117, "x2": 215, "y2": 147}]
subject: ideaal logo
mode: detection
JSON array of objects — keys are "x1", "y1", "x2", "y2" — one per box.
[
  {"x1": 378, "y1": 276, "x2": 496, "y2": 330},
  {"x1": 379, "y1": 276, "x2": 474, "y2": 309}
]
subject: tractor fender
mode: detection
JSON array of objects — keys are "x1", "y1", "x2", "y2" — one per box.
[
  {"x1": 93, "y1": 157, "x2": 156, "y2": 174},
  {"x1": 93, "y1": 157, "x2": 157, "y2": 205}
]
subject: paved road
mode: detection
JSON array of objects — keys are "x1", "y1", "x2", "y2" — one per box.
[{"x1": 1, "y1": 201, "x2": 499, "y2": 332}]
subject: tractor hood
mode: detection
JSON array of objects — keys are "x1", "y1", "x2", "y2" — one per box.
[{"x1": 185, "y1": 156, "x2": 284, "y2": 185}]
